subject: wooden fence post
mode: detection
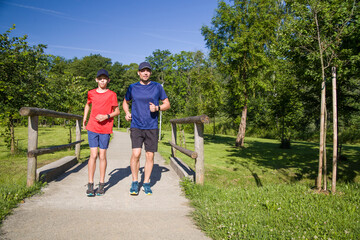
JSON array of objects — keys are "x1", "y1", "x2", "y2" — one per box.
[
  {"x1": 194, "y1": 122, "x2": 204, "y2": 185},
  {"x1": 171, "y1": 123, "x2": 177, "y2": 157},
  {"x1": 75, "y1": 119, "x2": 81, "y2": 161},
  {"x1": 27, "y1": 116, "x2": 38, "y2": 186}
]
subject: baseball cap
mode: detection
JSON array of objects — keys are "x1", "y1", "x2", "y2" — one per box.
[
  {"x1": 138, "y1": 62, "x2": 152, "y2": 71},
  {"x1": 97, "y1": 69, "x2": 109, "y2": 78}
]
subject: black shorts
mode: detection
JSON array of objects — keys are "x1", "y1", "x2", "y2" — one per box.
[{"x1": 130, "y1": 128, "x2": 159, "y2": 152}]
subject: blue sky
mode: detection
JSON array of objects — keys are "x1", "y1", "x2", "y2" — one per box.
[{"x1": 0, "y1": 0, "x2": 220, "y2": 65}]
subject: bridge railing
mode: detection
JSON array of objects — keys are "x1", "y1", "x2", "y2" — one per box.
[
  {"x1": 19, "y1": 107, "x2": 84, "y2": 186},
  {"x1": 169, "y1": 115, "x2": 209, "y2": 184}
]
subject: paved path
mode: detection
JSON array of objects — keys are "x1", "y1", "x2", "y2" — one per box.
[{"x1": 0, "y1": 131, "x2": 210, "y2": 240}]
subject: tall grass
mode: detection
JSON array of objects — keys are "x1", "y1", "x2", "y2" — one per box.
[
  {"x1": 158, "y1": 130, "x2": 360, "y2": 239},
  {"x1": 0, "y1": 126, "x2": 89, "y2": 224}
]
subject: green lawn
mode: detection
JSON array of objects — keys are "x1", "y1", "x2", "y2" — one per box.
[
  {"x1": 158, "y1": 130, "x2": 360, "y2": 239},
  {"x1": 0, "y1": 125, "x2": 90, "y2": 224}
]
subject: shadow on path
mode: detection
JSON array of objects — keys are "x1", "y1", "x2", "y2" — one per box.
[
  {"x1": 55, "y1": 160, "x2": 88, "y2": 182},
  {"x1": 106, "y1": 166, "x2": 132, "y2": 192},
  {"x1": 104, "y1": 164, "x2": 169, "y2": 192},
  {"x1": 140, "y1": 164, "x2": 169, "y2": 188}
]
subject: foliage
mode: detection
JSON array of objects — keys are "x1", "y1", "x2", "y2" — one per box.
[
  {"x1": 280, "y1": 0, "x2": 360, "y2": 135},
  {"x1": 2, "y1": 0, "x2": 360, "y2": 145},
  {"x1": 46, "y1": 63, "x2": 87, "y2": 115},
  {"x1": 201, "y1": 0, "x2": 285, "y2": 146},
  {"x1": 66, "y1": 54, "x2": 112, "y2": 90},
  {"x1": 0, "y1": 25, "x2": 50, "y2": 152}
]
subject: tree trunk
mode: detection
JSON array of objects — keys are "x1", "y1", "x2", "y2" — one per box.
[
  {"x1": 236, "y1": 104, "x2": 247, "y2": 148},
  {"x1": 315, "y1": 11, "x2": 326, "y2": 190},
  {"x1": 323, "y1": 107, "x2": 327, "y2": 191},
  {"x1": 332, "y1": 66, "x2": 338, "y2": 193},
  {"x1": 317, "y1": 82, "x2": 326, "y2": 190}
]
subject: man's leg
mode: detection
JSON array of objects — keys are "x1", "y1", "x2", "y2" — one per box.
[
  {"x1": 86, "y1": 147, "x2": 98, "y2": 196},
  {"x1": 98, "y1": 149, "x2": 107, "y2": 183},
  {"x1": 130, "y1": 148, "x2": 142, "y2": 181},
  {"x1": 143, "y1": 151, "x2": 154, "y2": 183},
  {"x1": 88, "y1": 147, "x2": 98, "y2": 183}
]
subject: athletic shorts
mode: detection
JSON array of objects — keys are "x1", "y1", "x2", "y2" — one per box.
[
  {"x1": 87, "y1": 130, "x2": 111, "y2": 149},
  {"x1": 130, "y1": 128, "x2": 159, "y2": 152}
]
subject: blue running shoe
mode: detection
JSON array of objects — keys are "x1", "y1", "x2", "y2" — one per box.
[
  {"x1": 130, "y1": 181, "x2": 139, "y2": 195},
  {"x1": 143, "y1": 183, "x2": 152, "y2": 195}
]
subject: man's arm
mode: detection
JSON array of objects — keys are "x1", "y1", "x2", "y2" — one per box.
[
  {"x1": 111, "y1": 106, "x2": 120, "y2": 117},
  {"x1": 159, "y1": 98, "x2": 170, "y2": 111},
  {"x1": 95, "y1": 106, "x2": 121, "y2": 122},
  {"x1": 83, "y1": 103, "x2": 90, "y2": 129},
  {"x1": 122, "y1": 98, "x2": 132, "y2": 121}
]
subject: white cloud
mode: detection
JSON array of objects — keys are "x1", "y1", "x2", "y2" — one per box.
[{"x1": 49, "y1": 45, "x2": 143, "y2": 58}]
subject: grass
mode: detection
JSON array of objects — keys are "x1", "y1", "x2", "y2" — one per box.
[
  {"x1": 1, "y1": 126, "x2": 359, "y2": 238},
  {"x1": 0, "y1": 125, "x2": 90, "y2": 224},
  {"x1": 158, "y1": 130, "x2": 360, "y2": 239}
]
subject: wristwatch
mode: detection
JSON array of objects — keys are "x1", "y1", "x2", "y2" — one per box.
[{"x1": 107, "y1": 114, "x2": 110, "y2": 119}]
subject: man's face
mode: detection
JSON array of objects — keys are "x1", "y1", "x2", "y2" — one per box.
[
  {"x1": 96, "y1": 75, "x2": 110, "y2": 88},
  {"x1": 138, "y1": 68, "x2": 151, "y2": 81}
]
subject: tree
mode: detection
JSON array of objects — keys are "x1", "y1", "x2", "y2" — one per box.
[
  {"x1": 66, "y1": 54, "x2": 112, "y2": 89},
  {"x1": 281, "y1": 0, "x2": 358, "y2": 191},
  {"x1": 146, "y1": 49, "x2": 172, "y2": 84},
  {"x1": 202, "y1": 0, "x2": 283, "y2": 147},
  {"x1": 195, "y1": 58, "x2": 224, "y2": 136},
  {"x1": 0, "y1": 25, "x2": 49, "y2": 153}
]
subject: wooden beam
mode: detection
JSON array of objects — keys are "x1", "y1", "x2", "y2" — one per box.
[
  {"x1": 28, "y1": 140, "x2": 84, "y2": 158},
  {"x1": 19, "y1": 107, "x2": 82, "y2": 120},
  {"x1": 170, "y1": 115, "x2": 210, "y2": 124},
  {"x1": 168, "y1": 141, "x2": 198, "y2": 159}
]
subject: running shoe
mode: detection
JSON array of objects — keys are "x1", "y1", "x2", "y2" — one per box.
[
  {"x1": 96, "y1": 182, "x2": 106, "y2": 196},
  {"x1": 86, "y1": 183, "x2": 95, "y2": 197},
  {"x1": 130, "y1": 181, "x2": 139, "y2": 195},
  {"x1": 143, "y1": 182, "x2": 152, "y2": 195}
]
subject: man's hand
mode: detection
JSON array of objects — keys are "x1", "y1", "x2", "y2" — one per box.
[
  {"x1": 95, "y1": 114, "x2": 108, "y2": 122},
  {"x1": 149, "y1": 102, "x2": 157, "y2": 112},
  {"x1": 125, "y1": 112, "x2": 132, "y2": 121}
]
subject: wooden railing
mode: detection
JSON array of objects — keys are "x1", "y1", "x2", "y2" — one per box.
[
  {"x1": 169, "y1": 115, "x2": 209, "y2": 184},
  {"x1": 19, "y1": 107, "x2": 83, "y2": 186}
]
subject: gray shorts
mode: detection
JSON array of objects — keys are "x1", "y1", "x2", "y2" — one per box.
[{"x1": 130, "y1": 128, "x2": 159, "y2": 152}]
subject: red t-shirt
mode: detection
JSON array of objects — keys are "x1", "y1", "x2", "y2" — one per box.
[{"x1": 86, "y1": 89, "x2": 118, "y2": 134}]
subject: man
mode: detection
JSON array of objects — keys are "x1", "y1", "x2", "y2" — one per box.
[
  {"x1": 123, "y1": 62, "x2": 170, "y2": 195},
  {"x1": 83, "y1": 69, "x2": 120, "y2": 196}
]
